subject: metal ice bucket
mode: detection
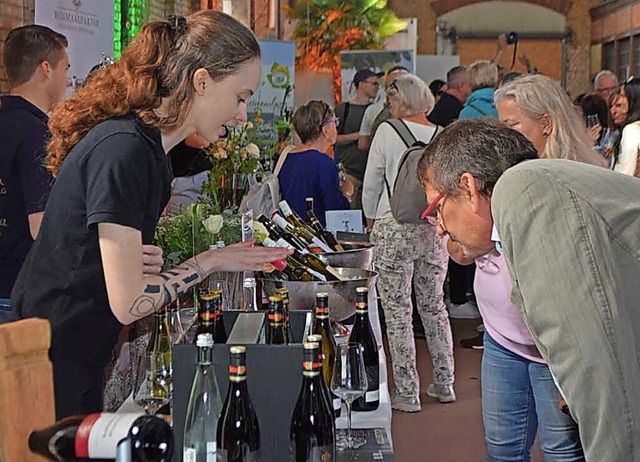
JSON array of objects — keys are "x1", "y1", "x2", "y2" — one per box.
[
  {"x1": 317, "y1": 242, "x2": 374, "y2": 270},
  {"x1": 261, "y1": 267, "x2": 378, "y2": 322}
]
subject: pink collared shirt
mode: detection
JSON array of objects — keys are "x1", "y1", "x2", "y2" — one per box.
[{"x1": 475, "y1": 251, "x2": 545, "y2": 363}]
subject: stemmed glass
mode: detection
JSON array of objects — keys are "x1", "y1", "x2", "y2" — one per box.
[
  {"x1": 133, "y1": 351, "x2": 171, "y2": 416},
  {"x1": 207, "y1": 279, "x2": 231, "y2": 310},
  {"x1": 331, "y1": 342, "x2": 368, "y2": 450}
]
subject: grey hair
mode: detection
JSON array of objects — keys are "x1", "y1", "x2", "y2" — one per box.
[
  {"x1": 593, "y1": 69, "x2": 619, "y2": 90},
  {"x1": 386, "y1": 74, "x2": 435, "y2": 117},
  {"x1": 446, "y1": 66, "x2": 467, "y2": 87},
  {"x1": 494, "y1": 74, "x2": 607, "y2": 167},
  {"x1": 417, "y1": 118, "x2": 538, "y2": 196},
  {"x1": 467, "y1": 60, "x2": 498, "y2": 91}
]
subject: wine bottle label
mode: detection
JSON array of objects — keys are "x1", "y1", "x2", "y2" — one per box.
[
  {"x1": 76, "y1": 413, "x2": 143, "y2": 458},
  {"x1": 229, "y1": 365, "x2": 247, "y2": 382},
  {"x1": 315, "y1": 307, "x2": 329, "y2": 318},
  {"x1": 333, "y1": 397, "x2": 341, "y2": 411},
  {"x1": 307, "y1": 268, "x2": 327, "y2": 282},
  {"x1": 311, "y1": 445, "x2": 334, "y2": 461},
  {"x1": 365, "y1": 390, "x2": 380, "y2": 403},
  {"x1": 355, "y1": 302, "x2": 368, "y2": 313},
  {"x1": 311, "y1": 236, "x2": 334, "y2": 253},
  {"x1": 268, "y1": 313, "x2": 284, "y2": 324}
]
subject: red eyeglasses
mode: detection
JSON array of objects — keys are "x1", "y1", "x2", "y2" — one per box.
[{"x1": 420, "y1": 191, "x2": 445, "y2": 220}]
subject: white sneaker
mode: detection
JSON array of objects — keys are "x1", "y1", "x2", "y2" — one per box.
[{"x1": 447, "y1": 301, "x2": 481, "y2": 319}]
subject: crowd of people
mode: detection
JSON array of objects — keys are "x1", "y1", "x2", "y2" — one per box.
[{"x1": 1, "y1": 10, "x2": 639, "y2": 462}]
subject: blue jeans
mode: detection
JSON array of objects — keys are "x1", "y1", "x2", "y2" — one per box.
[
  {"x1": 0, "y1": 298, "x2": 14, "y2": 324},
  {"x1": 482, "y1": 332, "x2": 584, "y2": 462}
]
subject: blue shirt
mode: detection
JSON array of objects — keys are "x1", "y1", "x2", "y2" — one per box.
[
  {"x1": 459, "y1": 87, "x2": 498, "y2": 120},
  {"x1": 0, "y1": 95, "x2": 52, "y2": 298},
  {"x1": 278, "y1": 148, "x2": 350, "y2": 226}
]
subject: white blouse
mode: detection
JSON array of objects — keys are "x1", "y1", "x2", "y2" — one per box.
[{"x1": 614, "y1": 121, "x2": 640, "y2": 176}]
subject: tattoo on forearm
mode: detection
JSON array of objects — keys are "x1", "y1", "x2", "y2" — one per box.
[
  {"x1": 129, "y1": 295, "x2": 157, "y2": 318},
  {"x1": 127, "y1": 259, "x2": 208, "y2": 320}
]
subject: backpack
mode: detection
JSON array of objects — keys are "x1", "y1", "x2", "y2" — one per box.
[
  {"x1": 239, "y1": 145, "x2": 294, "y2": 217},
  {"x1": 382, "y1": 118, "x2": 442, "y2": 224}
]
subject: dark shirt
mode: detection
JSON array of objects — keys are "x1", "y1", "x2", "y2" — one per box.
[
  {"x1": 0, "y1": 95, "x2": 52, "y2": 298},
  {"x1": 168, "y1": 140, "x2": 212, "y2": 178},
  {"x1": 428, "y1": 92, "x2": 464, "y2": 127},
  {"x1": 334, "y1": 102, "x2": 369, "y2": 180},
  {"x1": 12, "y1": 116, "x2": 172, "y2": 419},
  {"x1": 278, "y1": 149, "x2": 350, "y2": 226}
]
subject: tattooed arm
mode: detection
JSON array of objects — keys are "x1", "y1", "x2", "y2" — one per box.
[{"x1": 98, "y1": 222, "x2": 292, "y2": 325}]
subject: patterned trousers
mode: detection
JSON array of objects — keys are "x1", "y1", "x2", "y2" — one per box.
[{"x1": 371, "y1": 217, "x2": 454, "y2": 398}]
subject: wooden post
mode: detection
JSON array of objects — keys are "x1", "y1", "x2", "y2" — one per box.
[{"x1": 0, "y1": 319, "x2": 54, "y2": 462}]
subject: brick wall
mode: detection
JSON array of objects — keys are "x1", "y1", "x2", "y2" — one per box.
[
  {"x1": 388, "y1": 0, "x2": 594, "y2": 96},
  {"x1": 0, "y1": 0, "x2": 35, "y2": 93}
]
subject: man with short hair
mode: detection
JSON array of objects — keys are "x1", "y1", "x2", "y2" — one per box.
[
  {"x1": 427, "y1": 66, "x2": 471, "y2": 127},
  {"x1": 334, "y1": 68, "x2": 382, "y2": 211},
  {"x1": 357, "y1": 65, "x2": 409, "y2": 151},
  {"x1": 0, "y1": 25, "x2": 69, "y2": 321},
  {"x1": 594, "y1": 69, "x2": 619, "y2": 103},
  {"x1": 419, "y1": 118, "x2": 640, "y2": 462}
]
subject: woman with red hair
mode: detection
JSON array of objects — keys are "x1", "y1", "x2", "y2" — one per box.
[{"x1": 11, "y1": 11, "x2": 290, "y2": 419}]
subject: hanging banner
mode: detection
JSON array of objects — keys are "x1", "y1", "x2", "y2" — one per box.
[
  {"x1": 248, "y1": 40, "x2": 295, "y2": 165},
  {"x1": 35, "y1": 0, "x2": 114, "y2": 92},
  {"x1": 339, "y1": 49, "x2": 415, "y2": 103}
]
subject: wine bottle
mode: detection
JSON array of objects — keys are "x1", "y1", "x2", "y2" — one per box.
[
  {"x1": 211, "y1": 290, "x2": 228, "y2": 344},
  {"x1": 307, "y1": 334, "x2": 339, "y2": 419},
  {"x1": 267, "y1": 295, "x2": 287, "y2": 345},
  {"x1": 278, "y1": 200, "x2": 321, "y2": 238},
  {"x1": 272, "y1": 213, "x2": 334, "y2": 254},
  {"x1": 167, "y1": 300, "x2": 186, "y2": 345},
  {"x1": 184, "y1": 333, "x2": 223, "y2": 462},
  {"x1": 270, "y1": 238, "x2": 345, "y2": 282},
  {"x1": 305, "y1": 198, "x2": 345, "y2": 252},
  {"x1": 257, "y1": 214, "x2": 307, "y2": 252},
  {"x1": 349, "y1": 287, "x2": 380, "y2": 412},
  {"x1": 312, "y1": 294, "x2": 341, "y2": 417},
  {"x1": 29, "y1": 413, "x2": 173, "y2": 461},
  {"x1": 262, "y1": 238, "x2": 320, "y2": 282},
  {"x1": 148, "y1": 307, "x2": 173, "y2": 403},
  {"x1": 243, "y1": 277, "x2": 258, "y2": 312},
  {"x1": 275, "y1": 287, "x2": 295, "y2": 343},
  {"x1": 194, "y1": 292, "x2": 217, "y2": 344},
  {"x1": 289, "y1": 342, "x2": 336, "y2": 462},
  {"x1": 217, "y1": 346, "x2": 261, "y2": 462}
]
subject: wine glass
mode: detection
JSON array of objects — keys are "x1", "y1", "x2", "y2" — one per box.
[
  {"x1": 331, "y1": 342, "x2": 368, "y2": 450},
  {"x1": 207, "y1": 279, "x2": 231, "y2": 310},
  {"x1": 133, "y1": 352, "x2": 171, "y2": 416}
]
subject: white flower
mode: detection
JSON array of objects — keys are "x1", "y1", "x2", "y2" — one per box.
[
  {"x1": 246, "y1": 143, "x2": 260, "y2": 158},
  {"x1": 212, "y1": 148, "x2": 227, "y2": 160},
  {"x1": 244, "y1": 122, "x2": 254, "y2": 130},
  {"x1": 202, "y1": 215, "x2": 224, "y2": 235},
  {"x1": 253, "y1": 220, "x2": 269, "y2": 243}
]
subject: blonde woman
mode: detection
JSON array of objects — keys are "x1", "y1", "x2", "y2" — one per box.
[{"x1": 362, "y1": 74, "x2": 454, "y2": 412}]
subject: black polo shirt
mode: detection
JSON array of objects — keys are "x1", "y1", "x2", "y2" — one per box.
[
  {"x1": 428, "y1": 92, "x2": 464, "y2": 127},
  {"x1": 12, "y1": 115, "x2": 173, "y2": 418},
  {"x1": 0, "y1": 95, "x2": 52, "y2": 298}
]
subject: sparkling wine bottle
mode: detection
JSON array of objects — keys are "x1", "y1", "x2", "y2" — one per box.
[
  {"x1": 184, "y1": 333, "x2": 223, "y2": 462},
  {"x1": 217, "y1": 346, "x2": 261, "y2": 462},
  {"x1": 211, "y1": 290, "x2": 228, "y2": 344},
  {"x1": 194, "y1": 292, "x2": 217, "y2": 344},
  {"x1": 29, "y1": 413, "x2": 173, "y2": 461},
  {"x1": 305, "y1": 198, "x2": 345, "y2": 252},
  {"x1": 349, "y1": 287, "x2": 380, "y2": 412},
  {"x1": 275, "y1": 287, "x2": 295, "y2": 343},
  {"x1": 312, "y1": 294, "x2": 341, "y2": 418},
  {"x1": 242, "y1": 277, "x2": 258, "y2": 312},
  {"x1": 267, "y1": 295, "x2": 288, "y2": 345},
  {"x1": 289, "y1": 341, "x2": 336, "y2": 462},
  {"x1": 264, "y1": 237, "x2": 344, "y2": 282}
]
